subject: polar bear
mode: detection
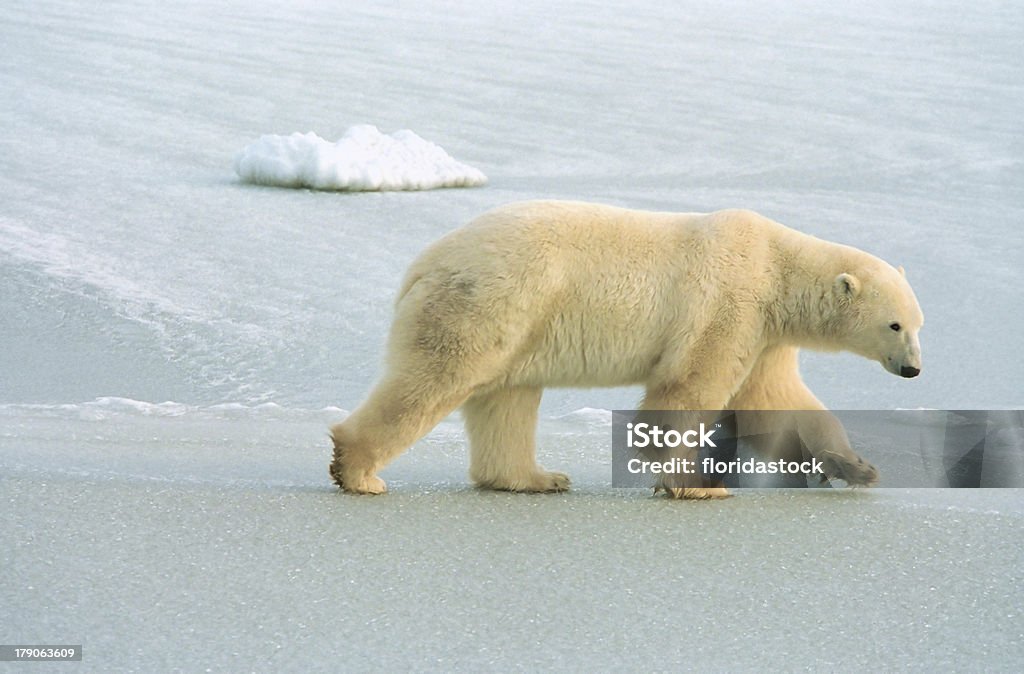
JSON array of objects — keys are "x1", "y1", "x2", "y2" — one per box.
[{"x1": 329, "y1": 200, "x2": 923, "y2": 498}]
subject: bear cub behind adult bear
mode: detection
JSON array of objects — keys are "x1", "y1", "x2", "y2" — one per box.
[{"x1": 330, "y1": 200, "x2": 923, "y2": 499}]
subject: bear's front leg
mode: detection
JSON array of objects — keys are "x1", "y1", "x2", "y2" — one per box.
[
  {"x1": 635, "y1": 406, "x2": 732, "y2": 500},
  {"x1": 640, "y1": 325, "x2": 764, "y2": 500},
  {"x1": 727, "y1": 347, "x2": 879, "y2": 488},
  {"x1": 795, "y1": 413, "x2": 879, "y2": 487}
]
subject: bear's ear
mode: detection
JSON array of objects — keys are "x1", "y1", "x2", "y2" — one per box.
[
  {"x1": 834, "y1": 272, "x2": 860, "y2": 300},
  {"x1": 898, "y1": 265, "x2": 906, "y2": 278}
]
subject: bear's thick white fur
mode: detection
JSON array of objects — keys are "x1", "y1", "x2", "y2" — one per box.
[{"x1": 330, "y1": 200, "x2": 923, "y2": 498}]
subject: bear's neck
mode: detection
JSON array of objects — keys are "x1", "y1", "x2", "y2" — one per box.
[{"x1": 764, "y1": 232, "x2": 857, "y2": 350}]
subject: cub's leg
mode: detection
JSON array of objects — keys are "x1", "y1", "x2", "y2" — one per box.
[{"x1": 464, "y1": 386, "x2": 569, "y2": 492}]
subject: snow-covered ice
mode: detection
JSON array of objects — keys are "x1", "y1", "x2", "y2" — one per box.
[
  {"x1": 235, "y1": 126, "x2": 488, "y2": 191},
  {"x1": 2, "y1": 0, "x2": 1023, "y2": 670}
]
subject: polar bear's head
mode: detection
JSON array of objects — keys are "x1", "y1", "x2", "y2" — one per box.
[{"x1": 831, "y1": 263, "x2": 924, "y2": 378}]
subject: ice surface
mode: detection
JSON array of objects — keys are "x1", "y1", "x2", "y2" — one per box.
[
  {"x1": 2, "y1": 0, "x2": 1023, "y2": 669},
  {"x1": 234, "y1": 126, "x2": 488, "y2": 191},
  {"x1": 3, "y1": 402, "x2": 1024, "y2": 670}
]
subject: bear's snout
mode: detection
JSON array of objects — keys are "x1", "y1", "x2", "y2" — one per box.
[{"x1": 900, "y1": 365, "x2": 920, "y2": 378}]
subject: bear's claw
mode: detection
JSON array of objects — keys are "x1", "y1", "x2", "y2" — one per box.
[{"x1": 541, "y1": 471, "x2": 571, "y2": 492}]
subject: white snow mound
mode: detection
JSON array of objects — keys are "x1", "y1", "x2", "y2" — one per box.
[{"x1": 234, "y1": 125, "x2": 487, "y2": 191}]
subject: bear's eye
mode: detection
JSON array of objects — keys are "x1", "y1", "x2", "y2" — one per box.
[{"x1": 890, "y1": 322, "x2": 901, "y2": 332}]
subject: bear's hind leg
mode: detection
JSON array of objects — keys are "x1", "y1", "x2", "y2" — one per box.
[
  {"x1": 464, "y1": 386, "x2": 569, "y2": 493},
  {"x1": 330, "y1": 374, "x2": 475, "y2": 494}
]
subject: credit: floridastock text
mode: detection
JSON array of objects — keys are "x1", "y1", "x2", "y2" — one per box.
[{"x1": 611, "y1": 410, "x2": 1024, "y2": 488}]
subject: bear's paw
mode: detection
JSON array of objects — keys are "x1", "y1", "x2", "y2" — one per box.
[
  {"x1": 819, "y1": 453, "x2": 879, "y2": 488},
  {"x1": 655, "y1": 485, "x2": 732, "y2": 500},
  {"x1": 330, "y1": 462, "x2": 387, "y2": 495}
]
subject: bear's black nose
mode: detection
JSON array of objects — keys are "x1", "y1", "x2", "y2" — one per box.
[{"x1": 900, "y1": 366, "x2": 920, "y2": 378}]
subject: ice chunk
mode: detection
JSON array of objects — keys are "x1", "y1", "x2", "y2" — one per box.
[{"x1": 234, "y1": 125, "x2": 487, "y2": 191}]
